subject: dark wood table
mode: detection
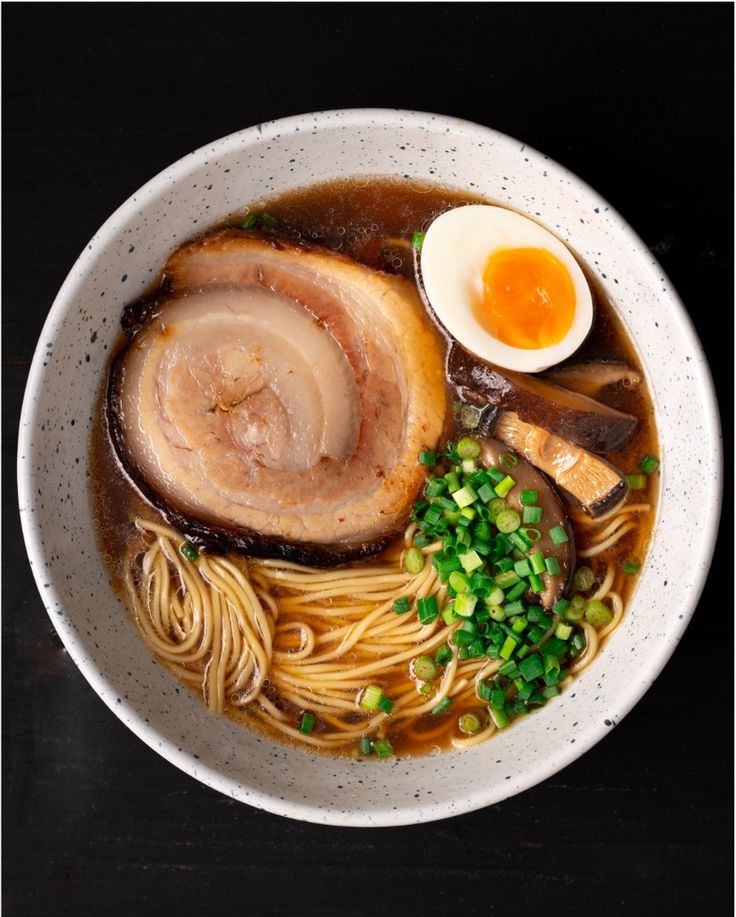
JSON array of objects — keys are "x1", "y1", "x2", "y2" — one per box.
[{"x1": 3, "y1": 5, "x2": 732, "y2": 915}]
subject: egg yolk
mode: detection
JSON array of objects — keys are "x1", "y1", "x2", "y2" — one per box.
[{"x1": 478, "y1": 247, "x2": 575, "y2": 349}]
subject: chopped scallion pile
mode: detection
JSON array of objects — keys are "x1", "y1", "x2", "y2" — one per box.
[{"x1": 401, "y1": 435, "x2": 597, "y2": 736}]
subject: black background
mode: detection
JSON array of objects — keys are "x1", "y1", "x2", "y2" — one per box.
[{"x1": 3, "y1": 4, "x2": 733, "y2": 916}]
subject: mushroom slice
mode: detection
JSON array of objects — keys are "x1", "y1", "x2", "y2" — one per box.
[
  {"x1": 448, "y1": 343, "x2": 637, "y2": 453},
  {"x1": 494, "y1": 412, "x2": 628, "y2": 518},
  {"x1": 546, "y1": 362, "x2": 642, "y2": 398},
  {"x1": 109, "y1": 233, "x2": 448, "y2": 564},
  {"x1": 479, "y1": 437, "x2": 574, "y2": 609}
]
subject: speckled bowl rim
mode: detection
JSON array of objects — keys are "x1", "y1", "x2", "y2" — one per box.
[{"x1": 18, "y1": 109, "x2": 722, "y2": 826}]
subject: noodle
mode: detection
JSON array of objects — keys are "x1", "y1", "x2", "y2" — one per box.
[{"x1": 124, "y1": 492, "x2": 651, "y2": 756}]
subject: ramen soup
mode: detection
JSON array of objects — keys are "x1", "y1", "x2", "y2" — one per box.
[{"x1": 92, "y1": 179, "x2": 659, "y2": 758}]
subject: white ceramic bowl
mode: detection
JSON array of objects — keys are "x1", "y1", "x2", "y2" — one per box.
[{"x1": 18, "y1": 110, "x2": 721, "y2": 826}]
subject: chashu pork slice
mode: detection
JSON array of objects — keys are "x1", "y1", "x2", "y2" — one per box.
[{"x1": 109, "y1": 232, "x2": 448, "y2": 565}]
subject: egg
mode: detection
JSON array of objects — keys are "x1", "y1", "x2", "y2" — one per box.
[{"x1": 420, "y1": 205, "x2": 593, "y2": 373}]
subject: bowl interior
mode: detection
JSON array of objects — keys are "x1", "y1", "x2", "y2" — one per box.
[{"x1": 18, "y1": 110, "x2": 721, "y2": 826}]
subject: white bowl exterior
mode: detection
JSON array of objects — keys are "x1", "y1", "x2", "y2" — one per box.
[{"x1": 18, "y1": 110, "x2": 722, "y2": 826}]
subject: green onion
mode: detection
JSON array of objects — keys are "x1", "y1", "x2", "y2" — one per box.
[
  {"x1": 489, "y1": 688, "x2": 505, "y2": 710},
  {"x1": 454, "y1": 593, "x2": 478, "y2": 618},
  {"x1": 412, "y1": 655, "x2": 438, "y2": 681},
  {"x1": 435, "y1": 644, "x2": 453, "y2": 666},
  {"x1": 571, "y1": 631, "x2": 586, "y2": 653},
  {"x1": 456, "y1": 436, "x2": 481, "y2": 459},
  {"x1": 494, "y1": 475, "x2": 516, "y2": 497},
  {"x1": 431, "y1": 697, "x2": 453, "y2": 715},
  {"x1": 452, "y1": 485, "x2": 478, "y2": 508},
  {"x1": 508, "y1": 530, "x2": 531, "y2": 552},
  {"x1": 527, "y1": 625, "x2": 546, "y2": 644},
  {"x1": 513, "y1": 558, "x2": 532, "y2": 578},
  {"x1": 360, "y1": 684, "x2": 384, "y2": 711},
  {"x1": 553, "y1": 598, "x2": 569, "y2": 617},
  {"x1": 521, "y1": 527, "x2": 542, "y2": 543},
  {"x1": 495, "y1": 509, "x2": 521, "y2": 533},
  {"x1": 373, "y1": 738, "x2": 394, "y2": 758},
  {"x1": 417, "y1": 595, "x2": 439, "y2": 625},
  {"x1": 585, "y1": 599, "x2": 613, "y2": 628},
  {"x1": 542, "y1": 685, "x2": 560, "y2": 699},
  {"x1": 510, "y1": 616, "x2": 528, "y2": 634},
  {"x1": 179, "y1": 541, "x2": 199, "y2": 562},
  {"x1": 393, "y1": 596, "x2": 411, "y2": 615},
  {"x1": 500, "y1": 452, "x2": 518, "y2": 470},
  {"x1": 260, "y1": 211, "x2": 278, "y2": 227},
  {"x1": 404, "y1": 547, "x2": 425, "y2": 574},
  {"x1": 528, "y1": 573, "x2": 545, "y2": 594},
  {"x1": 487, "y1": 467, "x2": 506, "y2": 484},
  {"x1": 425, "y1": 477, "x2": 447, "y2": 497},
  {"x1": 555, "y1": 622, "x2": 573, "y2": 641},
  {"x1": 445, "y1": 471, "x2": 461, "y2": 493},
  {"x1": 504, "y1": 580, "x2": 527, "y2": 602},
  {"x1": 495, "y1": 556, "x2": 514, "y2": 572},
  {"x1": 504, "y1": 602, "x2": 526, "y2": 621},
  {"x1": 499, "y1": 660, "x2": 520, "y2": 677},
  {"x1": 573, "y1": 566, "x2": 595, "y2": 591},
  {"x1": 564, "y1": 595, "x2": 585, "y2": 622},
  {"x1": 519, "y1": 489, "x2": 538, "y2": 505},
  {"x1": 488, "y1": 497, "x2": 507, "y2": 519},
  {"x1": 411, "y1": 230, "x2": 425, "y2": 251},
  {"x1": 476, "y1": 482, "x2": 496, "y2": 504},
  {"x1": 627, "y1": 474, "x2": 647, "y2": 490},
  {"x1": 299, "y1": 712, "x2": 316, "y2": 734},
  {"x1": 460, "y1": 505, "x2": 476, "y2": 521},
  {"x1": 420, "y1": 683, "x2": 433, "y2": 696},
  {"x1": 477, "y1": 680, "x2": 493, "y2": 702},
  {"x1": 638, "y1": 454, "x2": 660, "y2": 475},
  {"x1": 529, "y1": 551, "x2": 546, "y2": 574},
  {"x1": 486, "y1": 585, "x2": 505, "y2": 606},
  {"x1": 544, "y1": 556, "x2": 561, "y2": 576},
  {"x1": 459, "y1": 549, "x2": 483, "y2": 573},
  {"x1": 423, "y1": 505, "x2": 443, "y2": 527},
  {"x1": 623, "y1": 558, "x2": 641, "y2": 574},
  {"x1": 488, "y1": 604, "x2": 506, "y2": 622},
  {"x1": 377, "y1": 695, "x2": 394, "y2": 714},
  {"x1": 522, "y1": 505, "x2": 543, "y2": 524},
  {"x1": 518, "y1": 655, "x2": 544, "y2": 681},
  {"x1": 459, "y1": 712, "x2": 482, "y2": 735},
  {"x1": 448, "y1": 571, "x2": 470, "y2": 593},
  {"x1": 474, "y1": 521, "x2": 493, "y2": 542},
  {"x1": 499, "y1": 635, "x2": 518, "y2": 660},
  {"x1": 419, "y1": 450, "x2": 437, "y2": 466},
  {"x1": 549, "y1": 525, "x2": 569, "y2": 545},
  {"x1": 241, "y1": 213, "x2": 259, "y2": 230},
  {"x1": 493, "y1": 570, "x2": 520, "y2": 590},
  {"x1": 441, "y1": 603, "x2": 457, "y2": 625},
  {"x1": 490, "y1": 707, "x2": 509, "y2": 729},
  {"x1": 359, "y1": 736, "x2": 373, "y2": 755}
]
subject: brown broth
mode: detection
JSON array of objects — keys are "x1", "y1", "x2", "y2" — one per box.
[{"x1": 91, "y1": 177, "x2": 659, "y2": 758}]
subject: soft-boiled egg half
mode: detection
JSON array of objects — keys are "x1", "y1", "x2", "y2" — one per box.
[{"x1": 420, "y1": 205, "x2": 593, "y2": 373}]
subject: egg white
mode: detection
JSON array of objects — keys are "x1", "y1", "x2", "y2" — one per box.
[{"x1": 420, "y1": 205, "x2": 593, "y2": 373}]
